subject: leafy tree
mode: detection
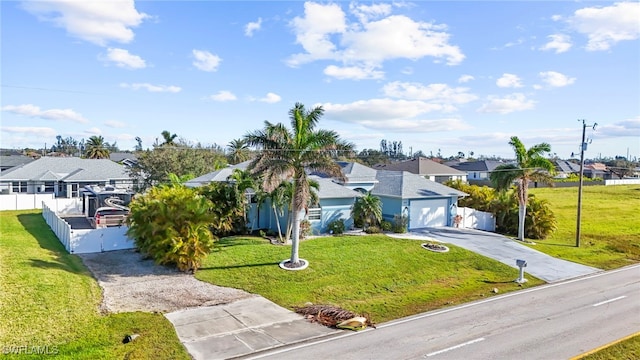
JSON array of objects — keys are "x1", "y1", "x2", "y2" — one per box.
[
  {"x1": 352, "y1": 192, "x2": 382, "y2": 230},
  {"x1": 160, "y1": 130, "x2": 178, "y2": 146},
  {"x1": 197, "y1": 181, "x2": 246, "y2": 237},
  {"x1": 524, "y1": 195, "x2": 557, "y2": 239},
  {"x1": 127, "y1": 181, "x2": 216, "y2": 273},
  {"x1": 605, "y1": 158, "x2": 634, "y2": 179},
  {"x1": 489, "y1": 136, "x2": 555, "y2": 241},
  {"x1": 135, "y1": 136, "x2": 143, "y2": 151},
  {"x1": 227, "y1": 138, "x2": 251, "y2": 164},
  {"x1": 357, "y1": 149, "x2": 390, "y2": 166},
  {"x1": 445, "y1": 180, "x2": 495, "y2": 212},
  {"x1": 85, "y1": 135, "x2": 111, "y2": 159},
  {"x1": 245, "y1": 102, "x2": 352, "y2": 268},
  {"x1": 227, "y1": 168, "x2": 257, "y2": 231}
]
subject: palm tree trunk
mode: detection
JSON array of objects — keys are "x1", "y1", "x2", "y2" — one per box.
[
  {"x1": 518, "y1": 204, "x2": 526, "y2": 240},
  {"x1": 272, "y1": 204, "x2": 283, "y2": 242},
  {"x1": 517, "y1": 180, "x2": 528, "y2": 241},
  {"x1": 290, "y1": 208, "x2": 303, "y2": 265}
]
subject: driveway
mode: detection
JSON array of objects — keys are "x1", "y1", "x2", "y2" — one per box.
[{"x1": 388, "y1": 227, "x2": 600, "y2": 283}]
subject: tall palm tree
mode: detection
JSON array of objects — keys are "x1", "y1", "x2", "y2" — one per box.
[
  {"x1": 245, "y1": 102, "x2": 353, "y2": 268},
  {"x1": 160, "y1": 130, "x2": 178, "y2": 146},
  {"x1": 490, "y1": 136, "x2": 555, "y2": 241},
  {"x1": 85, "y1": 135, "x2": 110, "y2": 159},
  {"x1": 352, "y1": 192, "x2": 382, "y2": 230},
  {"x1": 227, "y1": 138, "x2": 251, "y2": 164},
  {"x1": 227, "y1": 168, "x2": 257, "y2": 229}
]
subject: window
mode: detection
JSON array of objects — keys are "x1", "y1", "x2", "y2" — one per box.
[
  {"x1": 11, "y1": 181, "x2": 27, "y2": 193},
  {"x1": 44, "y1": 182, "x2": 55, "y2": 193},
  {"x1": 307, "y1": 207, "x2": 321, "y2": 221}
]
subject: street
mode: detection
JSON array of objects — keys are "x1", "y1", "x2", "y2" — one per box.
[{"x1": 244, "y1": 265, "x2": 640, "y2": 360}]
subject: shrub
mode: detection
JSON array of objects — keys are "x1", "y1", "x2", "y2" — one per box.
[
  {"x1": 381, "y1": 220, "x2": 392, "y2": 232},
  {"x1": 392, "y1": 214, "x2": 408, "y2": 233},
  {"x1": 300, "y1": 219, "x2": 312, "y2": 239},
  {"x1": 490, "y1": 192, "x2": 556, "y2": 239},
  {"x1": 327, "y1": 219, "x2": 346, "y2": 235},
  {"x1": 365, "y1": 225, "x2": 381, "y2": 234}
]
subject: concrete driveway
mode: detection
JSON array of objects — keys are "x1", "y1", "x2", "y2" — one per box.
[{"x1": 389, "y1": 227, "x2": 600, "y2": 283}]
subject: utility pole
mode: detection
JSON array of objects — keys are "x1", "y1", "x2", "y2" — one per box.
[{"x1": 576, "y1": 119, "x2": 597, "y2": 247}]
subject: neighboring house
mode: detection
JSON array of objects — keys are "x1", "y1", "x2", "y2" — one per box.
[
  {"x1": 554, "y1": 160, "x2": 581, "y2": 178},
  {"x1": 184, "y1": 161, "x2": 251, "y2": 188},
  {"x1": 374, "y1": 157, "x2": 467, "y2": 183},
  {"x1": 0, "y1": 157, "x2": 135, "y2": 197},
  {"x1": 109, "y1": 152, "x2": 138, "y2": 167},
  {"x1": 0, "y1": 155, "x2": 35, "y2": 173},
  {"x1": 583, "y1": 162, "x2": 611, "y2": 179},
  {"x1": 449, "y1": 160, "x2": 505, "y2": 181}
]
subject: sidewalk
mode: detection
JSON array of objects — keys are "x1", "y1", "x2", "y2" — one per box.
[{"x1": 165, "y1": 297, "x2": 341, "y2": 360}]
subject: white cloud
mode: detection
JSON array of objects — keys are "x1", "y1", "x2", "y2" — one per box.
[
  {"x1": 382, "y1": 81, "x2": 477, "y2": 105},
  {"x1": 288, "y1": 2, "x2": 464, "y2": 79},
  {"x1": 192, "y1": 49, "x2": 222, "y2": 72},
  {"x1": 259, "y1": 93, "x2": 281, "y2": 103},
  {"x1": 84, "y1": 127, "x2": 102, "y2": 135},
  {"x1": 539, "y1": 34, "x2": 572, "y2": 53},
  {"x1": 245, "y1": 18, "x2": 262, "y2": 37},
  {"x1": 538, "y1": 71, "x2": 576, "y2": 88},
  {"x1": 567, "y1": 2, "x2": 640, "y2": 51},
  {"x1": 103, "y1": 48, "x2": 146, "y2": 69},
  {"x1": 598, "y1": 117, "x2": 640, "y2": 137},
  {"x1": 1, "y1": 126, "x2": 57, "y2": 138},
  {"x1": 458, "y1": 75, "x2": 474, "y2": 83},
  {"x1": 477, "y1": 93, "x2": 535, "y2": 114},
  {"x1": 2, "y1": 104, "x2": 88, "y2": 123},
  {"x1": 323, "y1": 99, "x2": 450, "y2": 121},
  {"x1": 104, "y1": 120, "x2": 126, "y2": 128},
  {"x1": 324, "y1": 65, "x2": 384, "y2": 80},
  {"x1": 209, "y1": 91, "x2": 237, "y2": 102},
  {"x1": 120, "y1": 83, "x2": 181, "y2": 92},
  {"x1": 496, "y1": 73, "x2": 523, "y2": 88},
  {"x1": 21, "y1": 0, "x2": 148, "y2": 46}
]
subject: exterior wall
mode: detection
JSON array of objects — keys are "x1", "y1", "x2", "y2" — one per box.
[
  {"x1": 378, "y1": 196, "x2": 403, "y2": 221},
  {"x1": 310, "y1": 197, "x2": 356, "y2": 234}
]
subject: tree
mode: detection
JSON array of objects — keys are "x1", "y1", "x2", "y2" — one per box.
[
  {"x1": 85, "y1": 135, "x2": 111, "y2": 159},
  {"x1": 160, "y1": 130, "x2": 178, "y2": 146},
  {"x1": 135, "y1": 136, "x2": 143, "y2": 152},
  {"x1": 357, "y1": 149, "x2": 390, "y2": 166},
  {"x1": 227, "y1": 138, "x2": 251, "y2": 164},
  {"x1": 352, "y1": 192, "x2": 382, "y2": 230},
  {"x1": 489, "y1": 136, "x2": 555, "y2": 241},
  {"x1": 227, "y1": 168, "x2": 257, "y2": 231},
  {"x1": 245, "y1": 102, "x2": 353, "y2": 268}
]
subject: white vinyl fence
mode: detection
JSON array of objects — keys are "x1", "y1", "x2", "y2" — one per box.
[
  {"x1": 605, "y1": 179, "x2": 640, "y2": 186},
  {"x1": 42, "y1": 203, "x2": 135, "y2": 254},
  {"x1": 0, "y1": 194, "x2": 86, "y2": 212},
  {"x1": 456, "y1": 207, "x2": 496, "y2": 232}
]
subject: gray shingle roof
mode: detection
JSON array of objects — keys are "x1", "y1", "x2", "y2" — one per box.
[
  {"x1": 309, "y1": 176, "x2": 362, "y2": 199},
  {"x1": 184, "y1": 161, "x2": 250, "y2": 187},
  {"x1": 450, "y1": 160, "x2": 505, "y2": 172},
  {"x1": 336, "y1": 161, "x2": 378, "y2": 183},
  {"x1": 0, "y1": 157, "x2": 130, "y2": 182},
  {"x1": 0, "y1": 155, "x2": 35, "y2": 170},
  {"x1": 372, "y1": 170, "x2": 467, "y2": 198},
  {"x1": 374, "y1": 157, "x2": 465, "y2": 176}
]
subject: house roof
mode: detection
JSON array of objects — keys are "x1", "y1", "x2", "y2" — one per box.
[
  {"x1": 0, "y1": 157, "x2": 131, "y2": 182},
  {"x1": 336, "y1": 161, "x2": 378, "y2": 183},
  {"x1": 184, "y1": 161, "x2": 251, "y2": 187},
  {"x1": 555, "y1": 160, "x2": 581, "y2": 173},
  {"x1": 309, "y1": 175, "x2": 362, "y2": 199},
  {"x1": 371, "y1": 170, "x2": 467, "y2": 199},
  {"x1": 449, "y1": 160, "x2": 504, "y2": 172},
  {"x1": 0, "y1": 155, "x2": 35, "y2": 170},
  {"x1": 109, "y1": 152, "x2": 138, "y2": 163},
  {"x1": 374, "y1": 157, "x2": 465, "y2": 176}
]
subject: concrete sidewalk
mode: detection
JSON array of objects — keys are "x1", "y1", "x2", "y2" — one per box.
[
  {"x1": 388, "y1": 227, "x2": 601, "y2": 283},
  {"x1": 165, "y1": 297, "x2": 341, "y2": 360}
]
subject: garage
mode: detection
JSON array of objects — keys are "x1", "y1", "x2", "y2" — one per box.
[{"x1": 409, "y1": 199, "x2": 449, "y2": 229}]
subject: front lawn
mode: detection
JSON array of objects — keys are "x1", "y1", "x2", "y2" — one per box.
[
  {"x1": 578, "y1": 333, "x2": 640, "y2": 360},
  {"x1": 530, "y1": 185, "x2": 640, "y2": 269},
  {"x1": 0, "y1": 210, "x2": 189, "y2": 359},
  {"x1": 196, "y1": 235, "x2": 543, "y2": 323}
]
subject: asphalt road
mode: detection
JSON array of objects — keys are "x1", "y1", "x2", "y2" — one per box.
[{"x1": 244, "y1": 265, "x2": 640, "y2": 360}]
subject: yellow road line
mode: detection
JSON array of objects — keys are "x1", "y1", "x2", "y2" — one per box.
[{"x1": 570, "y1": 331, "x2": 640, "y2": 359}]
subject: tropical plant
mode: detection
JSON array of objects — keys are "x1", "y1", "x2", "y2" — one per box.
[
  {"x1": 327, "y1": 219, "x2": 346, "y2": 235},
  {"x1": 392, "y1": 214, "x2": 408, "y2": 233},
  {"x1": 227, "y1": 168, "x2": 257, "y2": 231},
  {"x1": 197, "y1": 181, "x2": 246, "y2": 237},
  {"x1": 524, "y1": 195, "x2": 557, "y2": 239},
  {"x1": 227, "y1": 138, "x2": 251, "y2": 164},
  {"x1": 352, "y1": 192, "x2": 382, "y2": 230},
  {"x1": 85, "y1": 135, "x2": 110, "y2": 159},
  {"x1": 489, "y1": 136, "x2": 555, "y2": 241},
  {"x1": 160, "y1": 130, "x2": 178, "y2": 146},
  {"x1": 244, "y1": 102, "x2": 353, "y2": 268},
  {"x1": 126, "y1": 182, "x2": 216, "y2": 273}
]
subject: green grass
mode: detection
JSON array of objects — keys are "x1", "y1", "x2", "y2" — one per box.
[
  {"x1": 0, "y1": 210, "x2": 190, "y2": 359},
  {"x1": 529, "y1": 185, "x2": 640, "y2": 269},
  {"x1": 196, "y1": 235, "x2": 544, "y2": 323},
  {"x1": 579, "y1": 333, "x2": 640, "y2": 360}
]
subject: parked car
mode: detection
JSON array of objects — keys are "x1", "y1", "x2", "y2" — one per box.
[{"x1": 93, "y1": 207, "x2": 128, "y2": 228}]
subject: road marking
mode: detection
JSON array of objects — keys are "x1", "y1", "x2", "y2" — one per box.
[
  {"x1": 425, "y1": 337, "x2": 485, "y2": 357},
  {"x1": 569, "y1": 331, "x2": 640, "y2": 359},
  {"x1": 592, "y1": 295, "x2": 626, "y2": 307}
]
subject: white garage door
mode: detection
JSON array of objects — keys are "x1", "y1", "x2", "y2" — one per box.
[{"x1": 409, "y1": 199, "x2": 448, "y2": 229}]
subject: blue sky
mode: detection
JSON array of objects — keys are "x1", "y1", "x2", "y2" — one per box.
[{"x1": 2, "y1": 1, "x2": 639, "y2": 159}]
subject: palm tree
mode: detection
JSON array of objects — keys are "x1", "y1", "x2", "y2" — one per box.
[
  {"x1": 160, "y1": 130, "x2": 178, "y2": 146},
  {"x1": 245, "y1": 102, "x2": 353, "y2": 268},
  {"x1": 85, "y1": 135, "x2": 110, "y2": 159},
  {"x1": 227, "y1": 138, "x2": 251, "y2": 164},
  {"x1": 489, "y1": 136, "x2": 555, "y2": 241},
  {"x1": 352, "y1": 192, "x2": 382, "y2": 230},
  {"x1": 227, "y1": 168, "x2": 257, "y2": 230}
]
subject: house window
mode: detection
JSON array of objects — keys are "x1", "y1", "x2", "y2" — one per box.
[
  {"x1": 71, "y1": 183, "x2": 79, "y2": 197},
  {"x1": 307, "y1": 208, "x2": 321, "y2": 221},
  {"x1": 11, "y1": 181, "x2": 27, "y2": 193},
  {"x1": 44, "y1": 182, "x2": 55, "y2": 193}
]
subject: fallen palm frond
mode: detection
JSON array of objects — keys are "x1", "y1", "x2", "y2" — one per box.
[{"x1": 293, "y1": 304, "x2": 376, "y2": 330}]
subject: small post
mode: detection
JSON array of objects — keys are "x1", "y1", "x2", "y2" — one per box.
[{"x1": 515, "y1": 259, "x2": 528, "y2": 284}]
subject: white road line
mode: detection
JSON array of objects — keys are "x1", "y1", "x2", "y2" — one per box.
[
  {"x1": 426, "y1": 337, "x2": 485, "y2": 357},
  {"x1": 593, "y1": 295, "x2": 627, "y2": 307}
]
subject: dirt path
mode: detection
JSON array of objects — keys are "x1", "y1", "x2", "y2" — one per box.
[{"x1": 79, "y1": 249, "x2": 254, "y2": 314}]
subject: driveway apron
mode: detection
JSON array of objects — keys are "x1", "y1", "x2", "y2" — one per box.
[{"x1": 391, "y1": 227, "x2": 600, "y2": 283}]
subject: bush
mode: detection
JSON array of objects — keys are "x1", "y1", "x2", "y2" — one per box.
[
  {"x1": 381, "y1": 220, "x2": 392, "y2": 232},
  {"x1": 300, "y1": 219, "x2": 312, "y2": 239},
  {"x1": 365, "y1": 225, "x2": 382, "y2": 234},
  {"x1": 392, "y1": 214, "x2": 408, "y2": 233},
  {"x1": 327, "y1": 219, "x2": 346, "y2": 235},
  {"x1": 490, "y1": 192, "x2": 556, "y2": 240}
]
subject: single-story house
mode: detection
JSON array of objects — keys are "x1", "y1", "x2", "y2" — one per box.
[
  {"x1": 0, "y1": 155, "x2": 35, "y2": 173},
  {"x1": 109, "y1": 152, "x2": 138, "y2": 168},
  {"x1": 554, "y1": 160, "x2": 581, "y2": 178},
  {"x1": 448, "y1": 160, "x2": 505, "y2": 181},
  {"x1": 374, "y1": 157, "x2": 467, "y2": 183},
  {"x1": 0, "y1": 157, "x2": 135, "y2": 197}
]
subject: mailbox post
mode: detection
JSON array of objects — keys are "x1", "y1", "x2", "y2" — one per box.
[{"x1": 516, "y1": 259, "x2": 527, "y2": 283}]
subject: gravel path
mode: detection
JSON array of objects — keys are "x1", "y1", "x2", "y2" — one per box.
[{"x1": 79, "y1": 249, "x2": 255, "y2": 314}]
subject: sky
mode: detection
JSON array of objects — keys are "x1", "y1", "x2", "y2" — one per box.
[{"x1": 1, "y1": 0, "x2": 639, "y2": 160}]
